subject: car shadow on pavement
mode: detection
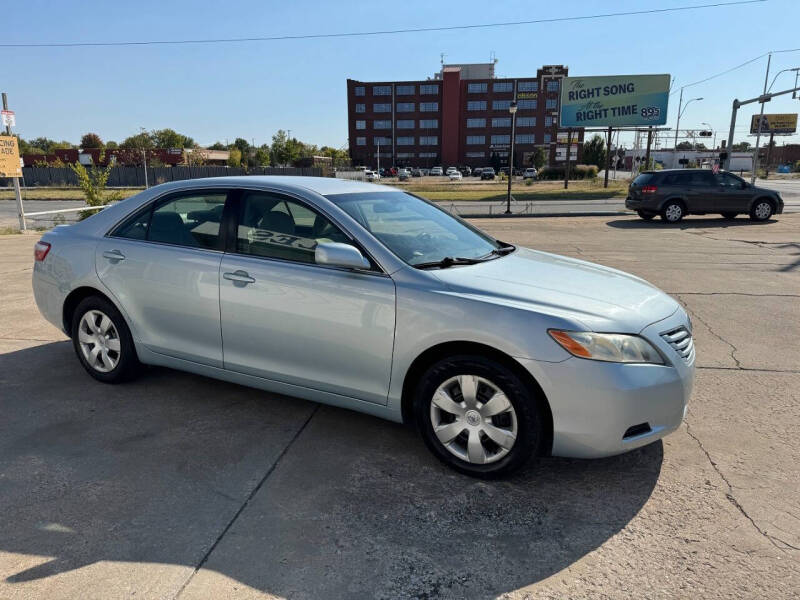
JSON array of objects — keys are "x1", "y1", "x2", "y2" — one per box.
[
  {"x1": 606, "y1": 217, "x2": 778, "y2": 229},
  {"x1": 0, "y1": 341, "x2": 663, "y2": 598}
]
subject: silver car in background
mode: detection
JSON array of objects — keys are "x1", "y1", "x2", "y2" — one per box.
[{"x1": 32, "y1": 177, "x2": 694, "y2": 477}]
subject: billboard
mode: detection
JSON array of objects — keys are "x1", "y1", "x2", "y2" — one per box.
[
  {"x1": 749, "y1": 113, "x2": 797, "y2": 135},
  {"x1": 560, "y1": 74, "x2": 670, "y2": 128}
]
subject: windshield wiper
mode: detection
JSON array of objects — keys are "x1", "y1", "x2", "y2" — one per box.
[
  {"x1": 414, "y1": 256, "x2": 486, "y2": 269},
  {"x1": 490, "y1": 245, "x2": 516, "y2": 256}
]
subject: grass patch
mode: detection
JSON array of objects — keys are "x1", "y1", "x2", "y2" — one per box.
[
  {"x1": 0, "y1": 187, "x2": 142, "y2": 201},
  {"x1": 399, "y1": 180, "x2": 627, "y2": 201}
]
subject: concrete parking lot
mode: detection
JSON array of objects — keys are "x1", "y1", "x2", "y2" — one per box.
[{"x1": 1, "y1": 214, "x2": 798, "y2": 599}]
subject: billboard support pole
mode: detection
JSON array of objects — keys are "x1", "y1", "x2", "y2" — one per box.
[
  {"x1": 2, "y1": 93, "x2": 25, "y2": 231},
  {"x1": 604, "y1": 126, "x2": 612, "y2": 188},
  {"x1": 751, "y1": 53, "x2": 771, "y2": 183},
  {"x1": 564, "y1": 128, "x2": 572, "y2": 189},
  {"x1": 645, "y1": 126, "x2": 653, "y2": 169}
]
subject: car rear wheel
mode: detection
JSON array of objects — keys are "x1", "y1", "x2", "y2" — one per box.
[
  {"x1": 749, "y1": 200, "x2": 773, "y2": 221},
  {"x1": 661, "y1": 200, "x2": 685, "y2": 223},
  {"x1": 721, "y1": 212, "x2": 738, "y2": 220},
  {"x1": 71, "y1": 296, "x2": 141, "y2": 383},
  {"x1": 637, "y1": 210, "x2": 656, "y2": 221},
  {"x1": 414, "y1": 355, "x2": 542, "y2": 478}
]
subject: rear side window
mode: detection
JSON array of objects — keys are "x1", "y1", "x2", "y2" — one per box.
[
  {"x1": 632, "y1": 173, "x2": 656, "y2": 186},
  {"x1": 111, "y1": 191, "x2": 228, "y2": 250}
]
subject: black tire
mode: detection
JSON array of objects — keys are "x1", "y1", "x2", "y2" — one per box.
[
  {"x1": 721, "y1": 212, "x2": 738, "y2": 220},
  {"x1": 637, "y1": 210, "x2": 656, "y2": 221},
  {"x1": 414, "y1": 355, "x2": 544, "y2": 478},
  {"x1": 71, "y1": 295, "x2": 141, "y2": 383},
  {"x1": 661, "y1": 200, "x2": 685, "y2": 223},
  {"x1": 749, "y1": 199, "x2": 774, "y2": 222}
]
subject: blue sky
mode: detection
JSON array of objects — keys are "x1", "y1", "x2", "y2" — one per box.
[{"x1": 4, "y1": 0, "x2": 800, "y2": 150}]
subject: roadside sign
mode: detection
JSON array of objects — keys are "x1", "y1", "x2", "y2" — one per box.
[
  {"x1": 0, "y1": 135, "x2": 22, "y2": 177},
  {"x1": 560, "y1": 74, "x2": 670, "y2": 127},
  {"x1": 749, "y1": 113, "x2": 797, "y2": 134},
  {"x1": 1, "y1": 110, "x2": 15, "y2": 127}
]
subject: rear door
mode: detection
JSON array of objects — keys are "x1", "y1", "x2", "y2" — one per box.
[
  {"x1": 686, "y1": 171, "x2": 717, "y2": 212},
  {"x1": 96, "y1": 189, "x2": 230, "y2": 367},
  {"x1": 218, "y1": 189, "x2": 396, "y2": 405}
]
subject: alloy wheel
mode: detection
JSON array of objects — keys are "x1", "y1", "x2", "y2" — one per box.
[
  {"x1": 754, "y1": 202, "x2": 772, "y2": 220},
  {"x1": 429, "y1": 374, "x2": 518, "y2": 465},
  {"x1": 78, "y1": 310, "x2": 121, "y2": 373},
  {"x1": 665, "y1": 204, "x2": 683, "y2": 222}
]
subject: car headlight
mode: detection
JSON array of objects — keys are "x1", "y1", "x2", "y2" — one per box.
[{"x1": 548, "y1": 330, "x2": 664, "y2": 364}]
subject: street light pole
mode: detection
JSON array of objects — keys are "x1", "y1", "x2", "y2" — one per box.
[
  {"x1": 673, "y1": 93, "x2": 703, "y2": 168},
  {"x1": 505, "y1": 100, "x2": 518, "y2": 215},
  {"x1": 751, "y1": 53, "x2": 772, "y2": 184}
]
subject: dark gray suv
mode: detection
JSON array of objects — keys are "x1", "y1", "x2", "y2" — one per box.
[{"x1": 626, "y1": 169, "x2": 784, "y2": 223}]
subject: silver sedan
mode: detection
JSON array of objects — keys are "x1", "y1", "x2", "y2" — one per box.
[{"x1": 32, "y1": 177, "x2": 694, "y2": 477}]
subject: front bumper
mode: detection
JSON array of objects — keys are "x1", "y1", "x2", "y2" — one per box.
[{"x1": 520, "y1": 311, "x2": 695, "y2": 459}]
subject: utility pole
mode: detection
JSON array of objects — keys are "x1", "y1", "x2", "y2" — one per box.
[
  {"x1": 142, "y1": 148, "x2": 148, "y2": 189},
  {"x1": 603, "y1": 126, "x2": 612, "y2": 188},
  {"x1": 764, "y1": 131, "x2": 775, "y2": 178},
  {"x1": 2, "y1": 93, "x2": 25, "y2": 231},
  {"x1": 751, "y1": 53, "x2": 771, "y2": 184},
  {"x1": 673, "y1": 87, "x2": 683, "y2": 168},
  {"x1": 563, "y1": 128, "x2": 572, "y2": 189},
  {"x1": 645, "y1": 126, "x2": 653, "y2": 170}
]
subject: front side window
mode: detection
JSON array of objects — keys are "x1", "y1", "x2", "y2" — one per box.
[
  {"x1": 114, "y1": 192, "x2": 227, "y2": 250},
  {"x1": 326, "y1": 191, "x2": 501, "y2": 266},
  {"x1": 236, "y1": 192, "x2": 351, "y2": 265},
  {"x1": 715, "y1": 172, "x2": 744, "y2": 188}
]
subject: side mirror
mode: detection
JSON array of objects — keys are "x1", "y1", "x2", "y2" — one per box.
[
  {"x1": 740, "y1": 181, "x2": 748, "y2": 189},
  {"x1": 315, "y1": 242, "x2": 370, "y2": 270}
]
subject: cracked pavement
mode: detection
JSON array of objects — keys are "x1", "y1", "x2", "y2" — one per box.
[{"x1": 1, "y1": 213, "x2": 799, "y2": 599}]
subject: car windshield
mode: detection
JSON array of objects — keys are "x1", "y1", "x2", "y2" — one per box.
[{"x1": 325, "y1": 191, "x2": 502, "y2": 266}]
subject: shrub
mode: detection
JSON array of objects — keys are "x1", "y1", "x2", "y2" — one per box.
[
  {"x1": 538, "y1": 164, "x2": 597, "y2": 180},
  {"x1": 69, "y1": 162, "x2": 122, "y2": 220}
]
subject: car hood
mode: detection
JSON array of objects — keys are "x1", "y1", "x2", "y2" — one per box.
[{"x1": 430, "y1": 247, "x2": 679, "y2": 333}]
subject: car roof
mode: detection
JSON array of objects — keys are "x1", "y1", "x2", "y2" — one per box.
[{"x1": 137, "y1": 175, "x2": 395, "y2": 196}]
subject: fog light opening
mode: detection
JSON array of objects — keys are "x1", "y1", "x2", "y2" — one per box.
[{"x1": 623, "y1": 423, "x2": 652, "y2": 439}]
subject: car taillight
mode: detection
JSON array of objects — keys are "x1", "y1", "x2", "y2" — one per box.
[
  {"x1": 34, "y1": 241, "x2": 51, "y2": 262},
  {"x1": 641, "y1": 185, "x2": 658, "y2": 194}
]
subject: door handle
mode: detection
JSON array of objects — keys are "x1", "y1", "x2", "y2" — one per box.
[
  {"x1": 102, "y1": 249, "x2": 125, "y2": 261},
  {"x1": 223, "y1": 270, "x2": 256, "y2": 284}
]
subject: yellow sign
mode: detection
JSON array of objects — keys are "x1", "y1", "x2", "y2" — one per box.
[
  {"x1": 517, "y1": 92, "x2": 538, "y2": 99},
  {"x1": 750, "y1": 113, "x2": 797, "y2": 134},
  {"x1": 0, "y1": 136, "x2": 22, "y2": 177}
]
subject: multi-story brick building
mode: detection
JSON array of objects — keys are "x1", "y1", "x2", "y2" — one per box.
[{"x1": 346, "y1": 63, "x2": 584, "y2": 169}]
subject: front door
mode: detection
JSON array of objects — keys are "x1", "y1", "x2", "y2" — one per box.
[
  {"x1": 96, "y1": 190, "x2": 229, "y2": 367},
  {"x1": 712, "y1": 171, "x2": 752, "y2": 213},
  {"x1": 219, "y1": 190, "x2": 396, "y2": 405}
]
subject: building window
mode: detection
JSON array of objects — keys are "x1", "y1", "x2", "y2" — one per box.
[
  {"x1": 466, "y1": 151, "x2": 485, "y2": 158},
  {"x1": 355, "y1": 103, "x2": 366, "y2": 113},
  {"x1": 546, "y1": 98, "x2": 557, "y2": 109},
  {"x1": 397, "y1": 136, "x2": 414, "y2": 146},
  {"x1": 467, "y1": 100, "x2": 487, "y2": 111},
  {"x1": 374, "y1": 120, "x2": 391, "y2": 129},
  {"x1": 517, "y1": 117, "x2": 536, "y2": 127},
  {"x1": 355, "y1": 120, "x2": 366, "y2": 130},
  {"x1": 356, "y1": 137, "x2": 366, "y2": 146},
  {"x1": 420, "y1": 84, "x2": 439, "y2": 95},
  {"x1": 491, "y1": 135, "x2": 510, "y2": 145},
  {"x1": 517, "y1": 134, "x2": 535, "y2": 144},
  {"x1": 354, "y1": 86, "x2": 365, "y2": 96},
  {"x1": 466, "y1": 135, "x2": 485, "y2": 145},
  {"x1": 544, "y1": 134, "x2": 552, "y2": 143},
  {"x1": 373, "y1": 85, "x2": 392, "y2": 96},
  {"x1": 491, "y1": 117, "x2": 511, "y2": 128},
  {"x1": 466, "y1": 118, "x2": 486, "y2": 128},
  {"x1": 396, "y1": 119, "x2": 415, "y2": 129},
  {"x1": 396, "y1": 85, "x2": 415, "y2": 95},
  {"x1": 419, "y1": 119, "x2": 438, "y2": 128},
  {"x1": 419, "y1": 136, "x2": 438, "y2": 145},
  {"x1": 419, "y1": 152, "x2": 437, "y2": 158},
  {"x1": 493, "y1": 82, "x2": 513, "y2": 93},
  {"x1": 468, "y1": 82, "x2": 488, "y2": 93},
  {"x1": 546, "y1": 80, "x2": 560, "y2": 92},
  {"x1": 420, "y1": 102, "x2": 439, "y2": 112},
  {"x1": 518, "y1": 81, "x2": 538, "y2": 92},
  {"x1": 373, "y1": 136, "x2": 392, "y2": 145},
  {"x1": 397, "y1": 152, "x2": 415, "y2": 158},
  {"x1": 396, "y1": 102, "x2": 415, "y2": 112},
  {"x1": 492, "y1": 100, "x2": 512, "y2": 111},
  {"x1": 373, "y1": 103, "x2": 391, "y2": 112},
  {"x1": 518, "y1": 99, "x2": 537, "y2": 110},
  {"x1": 544, "y1": 116, "x2": 553, "y2": 127}
]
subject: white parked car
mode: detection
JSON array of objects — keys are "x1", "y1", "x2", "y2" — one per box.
[
  {"x1": 449, "y1": 171, "x2": 463, "y2": 180},
  {"x1": 446, "y1": 167, "x2": 458, "y2": 175},
  {"x1": 430, "y1": 166, "x2": 444, "y2": 176},
  {"x1": 364, "y1": 170, "x2": 381, "y2": 181},
  {"x1": 523, "y1": 168, "x2": 538, "y2": 180}
]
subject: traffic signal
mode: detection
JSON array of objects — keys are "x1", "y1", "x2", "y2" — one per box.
[{"x1": 699, "y1": 131, "x2": 712, "y2": 137}]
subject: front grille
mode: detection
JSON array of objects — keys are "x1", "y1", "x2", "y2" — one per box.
[{"x1": 661, "y1": 326, "x2": 694, "y2": 363}]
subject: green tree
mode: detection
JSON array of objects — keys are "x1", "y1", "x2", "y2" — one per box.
[
  {"x1": 254, "y1": 146, "x2": 271, "y2": 166},
  {"x1": 207, "y1": 141, "x2": 227, "y2": 150},
  {"x1": 676, "y1": 141, "x2": 693, "y2": 150},
  {"x1": 582, "y1": 134, "x2": 606, "y2": 168},
  {"x1": 80, "y1": 132, "x2": 104, "y2": 149},
  {"x1": 270, "y1": 130, "x2": 292, "y2": 166},
  {"x1": 69, "y1": 163, "x2": 122, "y2": 220},
  {"x1": 151, "y1": 128, "x2": 195, "y2": 149},
  {"x1": 227, "y1": 148, "x2": 242, "y2": 168},
  {"x1": 528, "y1": 147, "x2": 546, "y2": 169},
  {"x1": 732, "y1": 141, "x2": 751, "y2": 152},
  {"x1": 105, "y1": 140, "x2": 118, "y2": 149},
  {"x1": 120, "y1": 131, "x2": 154, "y2": 149}
]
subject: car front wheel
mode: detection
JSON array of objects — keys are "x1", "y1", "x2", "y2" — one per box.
[
  {"x1": 661, "y1": 200, "x2": 685, "y2": 223},
  {"x1": 414, "y1": 355, "x2": 543, "y2": 478},
  {"x1": 71, "y1": 296, "x2": 141, "y2": 383},
  {"x1": 750, "y1": 200, "x2": 774, "y2": 221}
]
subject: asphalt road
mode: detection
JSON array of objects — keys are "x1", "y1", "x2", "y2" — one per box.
[{"x1": 1, "y1": 214, "x2": 798, "y2": 598}]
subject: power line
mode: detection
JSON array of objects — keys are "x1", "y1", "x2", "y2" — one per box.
[{"x1": 0, "y1": 0, "x2": 766, "y2": 48}]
